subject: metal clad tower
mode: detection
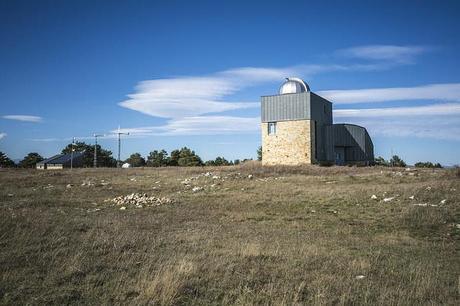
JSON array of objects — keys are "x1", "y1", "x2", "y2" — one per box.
[
  {"x1": 261, "y1": 78, "x2": 374, "y2": 166},
  {"x1": 261, "y1": 78, "x2": 333, "y2": 166}
]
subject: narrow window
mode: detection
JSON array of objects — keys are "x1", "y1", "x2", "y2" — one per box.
[{"x1": 268, "y1": 122, "x2": 277, "y2": 135}]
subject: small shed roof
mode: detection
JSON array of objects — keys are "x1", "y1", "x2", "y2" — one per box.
[{"x1": 37, "y1": 152, "x2": 84, "y2": 165}]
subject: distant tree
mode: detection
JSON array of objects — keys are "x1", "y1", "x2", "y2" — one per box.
[
  {"x1": 61, "y1": 141, "x2": 116, "y2": 167},
  {"x1": 389, "y1": 155, "x2": 406, "y2": 167},
  {"x1": 169, "y1": 149, "x2": 181, "y2": 166},
  {"x1": 0, "y1": 151, "x2": 15, "y2": 168},
  {"x1": 233, "y1": 159, "x2": 240, "y2": 165},
  {"x1": 205, "y1": 156, "x2": 231, "y2": 166},
  {"x1": 177, "y1": 147, "x2": 203, "y2": 167},
  {"x1": 374, "y1": 156, "x2": 389, "y2": 166},
  {"x1": 414, "y1": 161, "x2": 443, "y2": 168},
  {"x1": 125, "y1": 153, "x2": 146, "y2": 167},
  {"x1": 257, "y1": 146, "x2": 262, "y2": 161},
  {"x1": 19, "y1": 152, "x2": 43, "y2": 168},
  {"x1": 146, "y1": 150, "x2": 169, "y2": 167}
]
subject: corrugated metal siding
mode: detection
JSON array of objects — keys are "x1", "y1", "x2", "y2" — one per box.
[
  {"x1": 330, "y1": 124, "x2": 374, "y2": 162},
  {"x1": 261, "y1": 92, "x2": 310, "y2": 122},
  {"x1": 324, "y1": 126, "x2": 335, "y2": 162}
]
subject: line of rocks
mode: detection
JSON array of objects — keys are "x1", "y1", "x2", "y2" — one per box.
[{"x1": 105, "y1": 193, "x2": 174, "y2": 209}]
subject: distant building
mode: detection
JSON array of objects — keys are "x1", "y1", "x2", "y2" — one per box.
[
  {"x1": 36, "y1": 152, "x2": 84, "y2": 170},
  {"x1": 261, "y1": 78, "x2": 374, "y2": 166}
]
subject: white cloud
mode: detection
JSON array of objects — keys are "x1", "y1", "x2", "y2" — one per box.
[
  {"x1": 338, "y1": 117, "x2": 460, "y2": 141},
  {"x1": 334, "y1": 103, "x2": 460, "y2": 118},
  {"x1": 319, "y1": 83, "x2": 460, "y2": 104},
  {"x1": 335, "y1": 103, "x2": 460, "y2": 141},
  {"x1": 111, "y1": 116, "x2": 260, "y2": 137},
  {"x1": 338, "y1": 45, "x2": 428, "y2": 63},
  {"x1": 0, "y1": 132, "x2": 6, "y2": 140},
  {"x1": 119, "y1": 68, "x2": 283, "y2": 118},
  {"x1": 119, "y1": 62, "x2": 398, "y2": 119},
  {"x1": 2, "y1": 115, "x2": 43, "y2": 123}
]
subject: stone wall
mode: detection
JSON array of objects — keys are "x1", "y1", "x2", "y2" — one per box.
[{"x1": 261, "y1": 120, "x2": 315, "y2": 166}]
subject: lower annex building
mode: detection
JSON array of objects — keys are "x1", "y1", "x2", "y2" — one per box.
[{"x1": 261, "y1": 78, "x2": 374, "y2": 166}]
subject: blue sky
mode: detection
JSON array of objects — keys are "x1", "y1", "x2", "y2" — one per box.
[{"x1": 1, "y1": 0, "x2": 460, "y2": 165}]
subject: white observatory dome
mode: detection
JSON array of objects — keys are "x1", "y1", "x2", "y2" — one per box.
[{"x1": 279, "y1": 77, "x2": 310, "y2": 94}]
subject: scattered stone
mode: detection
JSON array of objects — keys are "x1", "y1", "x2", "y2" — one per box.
[
  {"x1": 426, "y1": 186, "x2": 432, "y2": 191},
  {"x1": 212, "y1": 175, "x2": 220, "y2": 179},
  {"x1": 7, "y1": 193, "x2": 14, "y2": 197},
  {"x1": 413, "y1": 203, "x2": 438, "y2": 207},
  {"x1": 355, "y1": 275, "x2": 365, "y2": 280},
  {"x1": 192, "y1": 187, "x2": 203, "y2": 192},
  {"x1": 66, "y1": 184, "x2": 73, "y2": 189},
  {"x1": 106, "y1": 193, "x2": 174, "y2": 208},
  {"x1": 383, "y1": 197, "x2": 395, "y2": 202},
  {"x1": 371, "y1": 194, "x2": 377, "y2": 200},
  {"x1": 119, "y1": 206, "x2": 126, "y2": 210},
  {"x1": 440, "y1": 199, "x2": 447, "y2": 204},
  {"x1": 81, "y1": 181, "x2": 93, "y2": 187},
  {"x1": 409, "y1": 195, "x2": 415, "y2": 200},
  {"x1": 129, "y1": 178, "x2": 136, "y2": 181},
  {"x1": 248, "y1": 174, "x2": 253, "y2": 179}
]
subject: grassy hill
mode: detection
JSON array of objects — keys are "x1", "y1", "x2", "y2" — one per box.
[{"x1": 1, "y1": 164, "x2": 459, "y2": 305}]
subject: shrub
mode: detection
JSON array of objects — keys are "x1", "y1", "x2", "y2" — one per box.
[{"x1": 389, "y1": 155, "x2": 406, "y2": 167}]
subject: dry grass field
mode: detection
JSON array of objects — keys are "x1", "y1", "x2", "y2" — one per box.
[{"x1": 1, "y1": 164, "x2": 459, "y2": 305}]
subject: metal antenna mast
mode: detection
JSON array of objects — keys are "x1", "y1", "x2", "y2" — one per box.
[
  {"x1": 70, "y1": 137, "x2": 76, "y2": 170},
  {"x1": 93, "y1": 134, "x2": 104, "y2": 168},
  {"x1": 115, "y1": 126, "x2": 129, "y2": 168}
]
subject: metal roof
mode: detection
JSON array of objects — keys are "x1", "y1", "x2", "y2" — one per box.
[{"x1": 38, "y1": 152, "x2": 84, "y2": 164}]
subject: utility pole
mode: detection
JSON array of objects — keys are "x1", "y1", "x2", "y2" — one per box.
[
  {"x1": 70, "y1": 137, "x2": 75, "y2": 170},
  {"x1": 115, "y1": 126, "x2": 129, "y2": 168},
  {"x1": 93, "y1": 134, "x2": 104, "y2": 168}
]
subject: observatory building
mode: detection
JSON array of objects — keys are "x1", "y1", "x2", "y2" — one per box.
[{"x1": 261, "y1": 78, "x2": 374, "y2": 166}]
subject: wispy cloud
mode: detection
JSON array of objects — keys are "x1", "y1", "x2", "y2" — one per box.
[
  {"x1": 118, "y1": 60, "x2": 400, "y2": 136},
  {"x1": 338, "y1": 117, "x2": 460, "y2": 141},
  {"x1": 337, "y1": 45, "x2": 429, "y2": 63},
  {"x1": 319, "y1": 83, "x2": 460, "y2": 104},
  {"x1": 334, "y1": 103, "x2": 460, "y2": 118},
  {"x1": 335, "y1": 103, "x2": 460, "y2": 141},
  {"x1": 0, "y1": 132, "x2": 6, "y2": 140},
  {"x1": 111, "y1": 116, "x2": 260, "y2": 136},
  {"x1": 2, "y1": 115, "x2": 43, "y2": 123},
  {"x1": 119, "y1": 61, "x2": 401, "y2": 119}
]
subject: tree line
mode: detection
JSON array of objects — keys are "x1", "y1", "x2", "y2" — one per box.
[
  {"x1": 0, "y1": 141, "x2": 249, "y2": 168},
  {"x1": 374, "y1": 155, "x2": 443, "y2": 168},
  {"x1": 0, "y1": 144, "x2": 446, "y2": 169}
]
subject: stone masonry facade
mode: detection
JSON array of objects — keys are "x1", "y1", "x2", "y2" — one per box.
[{"x1": 261, "y1": 120, "x2": 316, "y2": 166}]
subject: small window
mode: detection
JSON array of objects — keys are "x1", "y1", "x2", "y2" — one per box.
[{"x1": 268, "y1": 122, "x2": 277, "y2": 135}]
